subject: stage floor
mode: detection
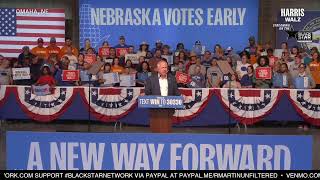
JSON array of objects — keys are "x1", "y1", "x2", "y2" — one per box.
[{"x1": 0, "y1": 120, "x2": 319, "y2": 170}]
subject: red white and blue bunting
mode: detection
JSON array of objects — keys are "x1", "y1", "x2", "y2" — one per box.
[
  {"x1": 14, "y1": 86, "x2": 75, "y2": 122},
  {"x1": 80, "y1": 87, "x2": 142, "y2": 122},
  {"x1": 0, "y1": 85, "x2": 8, "y2": 106},
  {"x1": 217, "y1": 88, "x2": 282, "y2": 124},
  {"x1": 288, "y1": 90, "x2": 320, "y2": 126},
  {"x1": 173, "y1": 88, "x2": 212, "y2": 123}
]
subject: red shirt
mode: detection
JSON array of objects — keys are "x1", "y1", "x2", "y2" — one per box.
[{"x1": 36, "y1": 75, "x2": 56, "y2": 86}]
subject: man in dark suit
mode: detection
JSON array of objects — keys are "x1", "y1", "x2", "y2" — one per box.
[{"x1": 145, "y1": 60, "x2": 181, "y2": 96}]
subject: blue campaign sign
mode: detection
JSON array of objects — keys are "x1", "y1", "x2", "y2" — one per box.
[
  {"x1": 7, "y1": 131, "x2": 312, "y2": 170},
  {"x1": 79, "y1": 0, "x2": 259, "y2": 52},
  {"x1": 138, "y1": 96, "x2": 184, "y2": 109}
]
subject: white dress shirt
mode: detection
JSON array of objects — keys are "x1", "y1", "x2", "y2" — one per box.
[{"x1": 158, "y1": 74, "x2": 168, "y2": 96}]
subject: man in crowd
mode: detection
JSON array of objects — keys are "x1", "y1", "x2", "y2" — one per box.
[
  {"x1": 46, "y1": 37, "x2": 61, "y2": 57},
  {"x1": 60, "y1": 37, "x2": 79, "y2": 58},
  {"x1": 31, "y1": 38, "x2": 48, "y2": 59}
]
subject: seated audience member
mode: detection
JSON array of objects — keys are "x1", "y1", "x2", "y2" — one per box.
[
  {"x1": 59, "y1": 37, "x2": 79, "y2": 58},
  {"x1": 125, "y1": 59, "x2": 137, "y2": 74},
  {"x1": 223, "y1": 74, "x2": 241, "y2": 88},
  {"x1": 226, "y1": 46, "x2": 241, "y2": 62},
  {"x1": 137, "y1": 41, "x2": 149, "y2": 57},
  {"x1": 30, "y1": 56, "x2": 42, "y2": 84},
  {"x1": 0, "y1": 58, "x2": 13, "y2": 85},
  {"x1": 35, "y1": 66, "x2": 56, "y2": 87},
  {"x1": 14, "y1": 58, "x2": 32, "y2": 85},
  {"x1": 31, "y1": 38, "x2": 48, "y2": 60},
  {"x1": 309, "y1": 51, "x2": 320, "y2": 89},
  {"x1": 80, "y1": 38, "x2": 95, "y2": 55},
  {"x1": 240, "y1": 65, "x2": 254, "y2": 88},
  {"x1": 266, "y1": 48, "x2": 278, "y2": 68},
  {"x1": 111, "y1": 57, "x2": 124, "y2": 74},
  {"x1": 185, "y1": 52, "x2": 197, "y2": 73},
  {"x1": 18, "y1": 46, "x2": 34, "y2": 64},
  {"x1": 236, "y1": 53, "x2": 251, "y2": 79},
  {"x1": 293, "y1": 63, "x2": 316, "y2": 89},
  {"x1": 201, "y1": 50, "x2": 212, "y2": 68},
  {"x1": 136, "y1": 61, "x2": 151, "y2": 86},
  {"x1": 177, "y1": 50, "x2": 187, "y2": 63},
  {"x1": 46, "y1": 37, "x2": 61, "y2": 57},
  {"x1": 290, "y1": 55, "x2": 311, "y2": 78},
  {"x1": 207, "y1": 59, "x2": 222, "y2": 88},
  {"x1": 272, "y1": 63, "x2": 293, "y2": 88},
  {"x1": 98, "y1": 63, "x2": 114, "y2": 87},
  {"x1": 188, "y1": 65, "x2": 206, "y2": 88},
  {"x1": 188, "y1": 57, "x2": 206, "y2": 76},
  {"x1": 63, "y1": 47, "x2": 78, "y2": 70},
  {"x1": 303, "y1": 47, "x2": 319, "y2": 65},
  {"x1": 254, "y1": 56, "x2": 272, "y2": 88},
  {"x1": 54, "y1": 57, "x2": 76, "y2": 86}
]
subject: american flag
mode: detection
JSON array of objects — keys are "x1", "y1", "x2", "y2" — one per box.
[{"x1": 0, "y1": 8, "x2": 65, "y2": 58}]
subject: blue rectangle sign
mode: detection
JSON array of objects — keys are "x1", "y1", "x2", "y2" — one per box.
[
  {"x1": 138, "y1": 96, "x2": 184, "y2": 109},
  {"x1": 7, "y1": 131, "x2": 312, "y2": 170}
]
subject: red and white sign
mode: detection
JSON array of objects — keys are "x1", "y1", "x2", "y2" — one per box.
[
  {"x1": 84, "y1": 54, "x2": 96, "y2": 64},
  {"x1": 255, "y1": 67, "x2": 272, "y2": 79},
  {"x1": 175, "y1": 71, "x2": 191, "y2": 84},
  {"x1": 99, "y1": 47, "x2": 110, "y2": 57},
  {"x1": 62, "y1": 70, "x2": 79, "y2": 81},
  {"x1": 116, "y1": 48, "x2": 129, "y2": 57}
]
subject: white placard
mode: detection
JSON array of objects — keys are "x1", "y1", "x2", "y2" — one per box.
[
  {"x1": 32, "y1": 84, "x2": 51, "y2": 96},
  {"x1": 120, "y1": 74, "x2": 136, "y2": 87},
  {"x1": 161, "y1": 55, "x2": 174, "y2": 65},
  {"x1": 12, "y1": 67, "x2": 30, "y2": 80},
  {"x1": 103, "y1": 73, "x2": 120, "y2": 85},
  {"x1": 125, "y1": 54, "x2": 140, "y2": 64},
  {"x1": 104, "y1": 59, "x2": 113, "y2": 64}
]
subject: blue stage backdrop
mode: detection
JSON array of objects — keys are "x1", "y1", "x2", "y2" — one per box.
[
  {"x1": 79, "y1": 0, "x2": 259, "y2": 52},
  {"x1": 7, "y1": 131, "x2": 312, "y2": 170}
]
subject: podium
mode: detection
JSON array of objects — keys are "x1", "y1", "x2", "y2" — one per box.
[{"x1": 138, "y1": 96, "x2": 184, "y2": 133}]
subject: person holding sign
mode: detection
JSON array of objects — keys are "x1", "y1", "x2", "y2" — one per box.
[
  {"x1": 98, "y1": 41, "x2": 110, "y2": 58},
  {"x1": 35, "y1": 66, "x2": 55, "y2": 89},
  {"x1": 145, "y1": 60, "x2": 180, "y2": 96},
  {"x1": 254, "y1": 56, "x2": 272, "y2": 88},
  {"x1": 98, "y1": 63, "x2": 117, "y2": 87},
  {"x1": 111, "y1": 57, "x2": 124, "y2": 74},
  {"x1": 272, "y1": 63, "x2": 293, "y2": 88},
  {"x1": 293, "y1": 63, "x2": 316, "y2": 89}
]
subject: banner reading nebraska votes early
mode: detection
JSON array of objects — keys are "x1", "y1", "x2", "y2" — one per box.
[
  {"x1": 79, "y1": 0, "x2": 259, "y2": 51},
  {"x1": 7, "y1": 131, "x2": 312, "y2": 170}
]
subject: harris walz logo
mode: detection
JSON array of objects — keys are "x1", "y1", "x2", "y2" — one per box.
[{"x1": 281, "y1": 8, "x2": 304, "y2": 22}]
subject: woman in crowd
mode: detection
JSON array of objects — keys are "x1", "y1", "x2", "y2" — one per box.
[
  {"x1": 254, "y1": 56, "x2": 272, "y2": 88},
  {"x1": 125, "y1": 59, "x2": 137, "y2": 74},
  {"x1": 236, "y1": 54, "x2": 251, "y2": 79},
  {"x1": 137, "y1": 42, "x2": 149, "y2": 57},
  {"x1": 108, "y1": 48, "x2": 117, "y2": 59},
  {"x1": 293, "y1": 63, "x2": 316, "y2": 89},
  {"x1": 223, "y1": 74, "x2": 241, "y2": 88},
  {"x1": 136, "y1": 61, "x2": 151, "y2": 87},
  {"x1": 240, "y1": 65, "x2": 254, "y2": 88},
  {"x1": 207, "y1": 59, "x2": 222, "y2": 88},
  {"x1": 309, "y1": 51, "x2": 320, "y2": 89},
  {"x1": 111, "y1": 57, "x2": 124, "y2": 74},
  {"x1": 98, "y1": 63, "x2": 114, "y2": 87},
  {"x1": 35, "y1": 66, "x2": 56, "y2": 87},
  {"x1": 290, "y1": 46, "x2": 300, "y2": 59},
  {"x1": 272, "y1": 63, "x2": 293, "y2": 88},
  {"x1": 80, "y1": 38, "x2": 95, "y2": 54},
  {"x1": 177, "y1": 51, "x2": 187, "y2": 63},
  {"x1": 0, "y1": 58, "x2": 13, "y2": 85}
]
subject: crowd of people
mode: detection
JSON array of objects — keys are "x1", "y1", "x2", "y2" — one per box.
[{"x1": 0, "y1": 35, "x2": 319, "y2": 90}]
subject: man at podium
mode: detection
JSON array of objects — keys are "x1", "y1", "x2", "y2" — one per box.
[
  {"x1": 145, "y1": 60, "x2": 181, "y2": 96},
  {"x1": 144, "y1": 60, "x2": 181, "y2": 133}
]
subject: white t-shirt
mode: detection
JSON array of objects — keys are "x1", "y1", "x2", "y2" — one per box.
[{"x1": 236, "y1": 62, "x2": 250, "y2": 78}]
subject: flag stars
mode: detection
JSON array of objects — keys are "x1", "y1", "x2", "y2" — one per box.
[
  {"x1": 265, "y1": 93, "x2": 271, "y2": 99},
  {"x1": 196, "y1": 91, "x2": 202, "y2": 97},
  {"x1": 297, "y1": 93, "x2": 303, "y2": 99}
]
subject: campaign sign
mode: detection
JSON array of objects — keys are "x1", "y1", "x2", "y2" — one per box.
[
  {"x1": 138, "y1": 96, "x2": 184, "y2": 109},
  {"x1": 116, "y1": 48, "x2": 129, "y2": 57},
  {"x1": 84, "y1": 54, "x2": 97, "y2": 64},
  {"x1": 12, "y1": 67, "x2": 31, "y2": 80},
  {"x1": 255, "y1": 67, "x2": 272, "y2": 79},
  {"x1": 103, "y1": 73, "x2": 120, "y2": 85},
  {"x1": 161, "y1": 55, "x2": 174, "y2": 65},
  {"x1": 175, "y1": 71, "x2": 191, "y2": 84},
  {"x1": 98, "y1": 47, "x2": 110, "y2": 57},
  {"x1": 79, "y1": 0, "x2": 259, "y2": 52},
  {"x1": 7, "y1": 131, "x2": 312, "y2": 170},
  {"x1": 120, "y1": 74, "x2": 136, "y2": 87},
  {"x1": 125, "y1": 54, "x2": 140, "y2": 64},
  {"x1": 32, "y1": 85, "x2": 51, "y2": 96},
  {"x1": 62, "y1": 70, "x2": 80, "y2": 81}
]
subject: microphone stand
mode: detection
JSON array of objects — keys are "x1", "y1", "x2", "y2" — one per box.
[
  {"x1": 87, "y1": 73, "x2": 92, "y2": 132},
  {"x1": 227, "y1": 73, "x2": 232, "y2": 134}
]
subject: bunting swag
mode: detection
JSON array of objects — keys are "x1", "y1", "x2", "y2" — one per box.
[
  {"x1": 81, "y1": 87, "x2": 142, "y2": 122},
  {"x1": 217, "y1": 88, "x2": 281, "y2": 125},
  {"x1": 288, "y1": 90, "x2": 320, "y2": 126},
  {"x1": 0, "y1": 85, "x2": 8, "y2": 107},
  {"x1": 173, "y1": 88, "x2": 212, "y2": 123},
  {"x1": 14, "y1": 86, "x2": 75, "y2": 122}
]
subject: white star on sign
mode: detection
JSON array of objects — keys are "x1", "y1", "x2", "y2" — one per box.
[
  {"x1": 128, "y1": 91, "x2": 133, "y2": 96},
  {"x1": 196, "y1": 91, "x2": 202, "y2": 97},
  {"x1": 265, "y1": 94, "x2": 271, "y2": 99},
  {"x1": 297, "y1": 93, "x2": 303, "y2": 99}
]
